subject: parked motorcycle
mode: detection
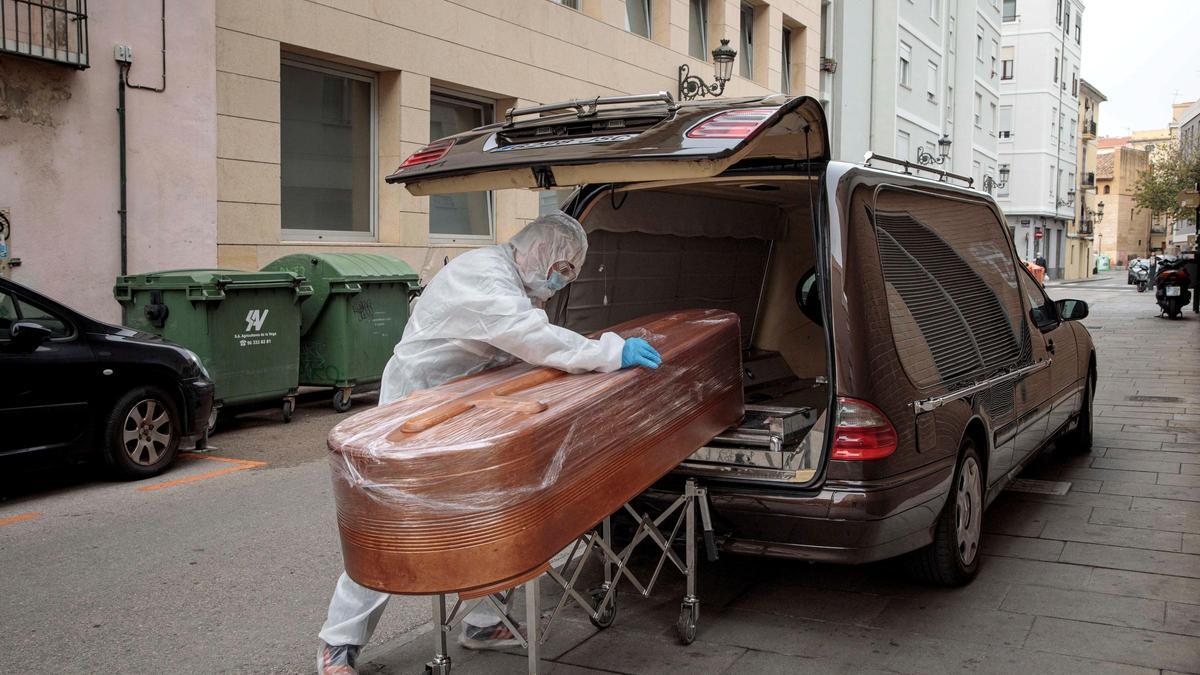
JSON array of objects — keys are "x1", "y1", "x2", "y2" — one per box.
[
  {"x1": 1130, "y1": 260, "x2": 1151, "y2": 292},
  {"x1": 1154, "y1": 257, "x2": 1192, "y2": 319}
]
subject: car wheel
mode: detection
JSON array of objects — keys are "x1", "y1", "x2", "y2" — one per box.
[
  {"x1": 907, "y1": 440, "x2": 983, "y2": 586},
  {"x1": 1061, "y1": 372, "x2": 1094, "y2": 453},
  {"x1": 104, "y1": 386, "x2": 182, "y2": 479}
]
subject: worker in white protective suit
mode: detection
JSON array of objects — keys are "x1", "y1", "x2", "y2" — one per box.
[{"x1": 317, "y1": 212, "x2": 663, "y2": 675}]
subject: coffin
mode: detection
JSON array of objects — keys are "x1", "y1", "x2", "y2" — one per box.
[{"x1": 328, "y1": 309, "x2": 743, "y2": 596}]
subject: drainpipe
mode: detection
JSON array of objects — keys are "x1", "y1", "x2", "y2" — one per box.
[{"x1": 116, "y1": 0, "x2": 167, "y2": 276}]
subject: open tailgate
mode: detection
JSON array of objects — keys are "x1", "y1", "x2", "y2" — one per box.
[{"x1": 387, "y1": 94, "x2": 828, "y2": 195}]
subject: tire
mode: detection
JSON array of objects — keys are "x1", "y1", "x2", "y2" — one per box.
[
  {"x1": 1137, "y1": 281, "x2": 1147, "y2": 293},
  {"x1": 1060, "y1": 371, "x2": 1094, "y2": 453},
  {"x1": 906, "y1": 440, "x2": 983, "y2": 586},
  {"x1": 103, "y1": 385, "x2": 182, "y2": 479},
  {"x1": 1169, "y1": 299, "x2": 1183, "y2": 319},
  {"x1": 333, "y1": 388, "x2": 353, "y2": 413}
]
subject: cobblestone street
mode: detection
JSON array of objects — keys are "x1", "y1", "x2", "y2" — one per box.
[{"x1": 365, "y1": 272, "x2": 1200, "y2": 674}]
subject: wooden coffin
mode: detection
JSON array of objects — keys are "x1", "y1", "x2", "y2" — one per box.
[{"x1": 328, "y1": 309, "x2": 743, "y2": 596}]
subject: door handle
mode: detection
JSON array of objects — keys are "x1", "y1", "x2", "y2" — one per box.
[{"x1": 1046, "y1": 339, "x2": 1056, "y2": 354}]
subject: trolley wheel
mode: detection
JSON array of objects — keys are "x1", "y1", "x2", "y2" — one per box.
[
  {"x1": 424, "y1": 658, "x2": 451, "y2": 675},
  {"x1": 282, "y1": 397, "x2": 295, "y2": 423},
  {"x1": 676, "y1": 602, "x2": 699, "y2": 645},
  {"x1": 588, "y1": 587, "x2": 617, "y2": 629},
  {"x1": 333, "y1": 388, "x2": 353, "y2": 413}
]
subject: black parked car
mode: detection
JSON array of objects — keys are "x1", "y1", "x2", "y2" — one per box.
[{"x1": 0, "y1": 278, "x2": 214, "y2": 478}]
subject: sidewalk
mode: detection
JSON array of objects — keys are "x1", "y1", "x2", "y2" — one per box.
[{"x1": 363, "y1": 278, "x2": 1200, "y2": 674}]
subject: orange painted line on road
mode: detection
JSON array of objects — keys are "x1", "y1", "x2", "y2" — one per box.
[
  {"x1": 138, "y1": 453, "x2": 267, "y2": 492},
  {"x1": 0, "y1": 511, "x2": 42, "y2": 527}
]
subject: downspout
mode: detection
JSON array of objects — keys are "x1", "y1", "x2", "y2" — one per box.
[
  {"x1": 1052, "y1": 10, "x2": 1067, "y2": 273},
  {"x1": 116, "y1": 0, "x2": 167, "y2": 276},
  {"x1": 868, "y1": 0, "x2": 875, "y2": 154}
]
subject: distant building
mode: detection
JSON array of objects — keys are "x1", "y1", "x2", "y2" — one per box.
[
  {"x1": 1067, "y1": 78, "x2": 1105, "y2": 279},
  {"x1": 1094, "y1": 144, "x2": 1156, "y2": 265},
  {"x1": 820, "y1": 0, "x2": 1001, "y2": 184},
  {"x1": 1173, "y1": 99, "x2": 1200, "y2": 253},
  {"x1": 996, "y1": 0, "x2": 1085, "y2": 280}
]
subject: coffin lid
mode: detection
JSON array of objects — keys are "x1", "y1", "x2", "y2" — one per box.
[{"x1": 386, "y1": 95, "x2": 828, "y2": 196}]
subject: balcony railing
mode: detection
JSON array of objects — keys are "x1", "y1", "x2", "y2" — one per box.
[
  {"x1": 1, "y1": 0, "x2": 88, "y2": 69},
  {"x1": 1082, "y1": 172, "x2": 1095, "y2": 187},
  {"x1": 1082, "y1": 120, "x2": 1097, "y2": 137}
]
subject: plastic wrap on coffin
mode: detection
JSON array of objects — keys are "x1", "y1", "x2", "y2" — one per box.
[{"x1": 328, "y1": 309, "x2": 744, "y2": 595}]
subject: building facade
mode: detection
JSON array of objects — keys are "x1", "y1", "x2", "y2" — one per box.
[
  {"x1": 1067, "y1": 78, "x2": 1104, "y2": 279},
  {"x1": 820, "y1": 0, "x2": 1001, "y2": 185},
  {"x1": 1094, "y1": 143, "x2": 1155, "y2": 265},
  {"x1": 996, "y1": 0, "x2": 1084, "y2": 279},
  {"x1": 1177, "y1": 99, "x2": 1200, "y2": 254},
  {"x1": 1, "y1": 0, "x2": 821, "y2": 321}
]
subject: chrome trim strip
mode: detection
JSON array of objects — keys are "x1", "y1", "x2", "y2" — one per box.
[{"x1": 913, "y1": 360, "x2": 1051, "y2": 413}]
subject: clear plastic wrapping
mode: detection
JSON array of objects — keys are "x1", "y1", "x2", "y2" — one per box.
[{"x1": 327, "y1": 309, "x2": 744, "y2": 595}]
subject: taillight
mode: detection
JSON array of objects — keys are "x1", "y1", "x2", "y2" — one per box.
[
  {"x1": 398, "y1": 139, "x2": 454, "y2": 169},
  {"x1": 831, "y1": 397, "x2": 898, "y2": 460},
  {"x1": 685, "y1": 107, "x2": 778, "y2": 139}
]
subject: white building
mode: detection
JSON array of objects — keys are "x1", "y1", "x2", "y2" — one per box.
[
  {"x1": 821, "y1": 0, "x2": 1002, "y2": 186},
  {"x1": 996, "y1": 0, "x2": 1085, "y2": 278}
]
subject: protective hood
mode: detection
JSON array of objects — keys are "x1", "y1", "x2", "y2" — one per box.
[{"x1": 504, "y1": 212, "x2": 588, "y2": 300}]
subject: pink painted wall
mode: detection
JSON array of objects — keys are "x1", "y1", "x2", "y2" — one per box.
[{"x1": 0, "y1": 1, "x2": 217, "y2": 322}]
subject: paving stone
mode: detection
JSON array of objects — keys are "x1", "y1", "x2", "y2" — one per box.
[
  {"x1": 1065, "y1": 477, "x2": 1102, "y2": 492},
  {"x1": 1087, "y1": 568, "x2": 1200, "y2": 605},
  {"x1": 1162, "y1": 442, "x2": 1200, "y2": 454},
  {"x1": 1158, "y1": 473, "x2": 1200, "y2": 488},
  {"x1": 1023, "y1": 616, "x2": 1200, "y2": 673},
  {"x1": 1101, "y1": 481, "x2": 1200, "y2": 502},
  {"x1": 1182, "y1": 463, "x2": 1200, "y2": 475},
  {"x1": 1092, "y1": 438, "x2": 1168, "y2": 451},
  {"x1": 556, "y1": 629, "x2": 745, "y2": 674},
  {"x1": 983, "y1": 534, "x2": 1066, "y2": 561},
  {"x1": 1000, "y1": 584, "x2": 1166, "y2": 631},
  {"x1": 1090, "y1": 507, "x2": 1200, "y2": 535},
  {"x1": 1107, "y1": 447, "x2": 1200, "y2": 463},
  {"x1": 977, "y1": 556, "x2": 1093, "y2": 591},
  {"x1": 1039, "y1": 520, "x2": 1183, "y2": 552},
  {"x1": 1059, "y1": 542, "x2": 1200, "y2": 578},
  {"x1": 866, "y1": 596, "x2": 1035, "y2": 647},
  {"x1": 1165, "y1": 601, "x2": 1200, "y2": 638},
  {"x1": 1092, "y1": 457, "x2": 1183, "y2": 473},
  {"x1": 1059, "y1": 466, "x2": 1159, "y2": 484},
  {"x1": 985, "y1": 499, "x2": 1091, "y2": 537},
  {"x1": 1185, "y1": 534, "x2": 1200, "y2": 556},
  {"x1": 727, "y1": 582, "x2": 890, "y2": 626},
  {"x1": 1003, "y1": 490, "x2": 1134, "y2": 510},
  {"x1": 1130, "y1": 496, "x2": 1200, "y2": 517}
]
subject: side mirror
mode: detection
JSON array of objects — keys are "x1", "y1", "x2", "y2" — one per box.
[
  {"x1": 1056, "y1": 299, "x2": 1089, "y2": 322},
  {"x1": 10, "y1": 321, "x2": 53, "y2": 351}
]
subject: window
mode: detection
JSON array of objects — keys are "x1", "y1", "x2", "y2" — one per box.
[
  {"x1": 0, "y1": 292, "x2": 72, "y2": 339},
  {"x1": 1050, "y1": 106, "x2": 1057, "y2": 138},
  {"x1": 974, "y1": 92, "x2": 982, "y2": 127},
  {"x1": 899, "y1": 42, "x2": 912, "y2": 87},
  {"x1": 976, "y1": 31, "x2": 983, "y2": 61},
  {"x1": 625, "y1": 0, "x2": 651, "y2": 37},
  {"x1": 1053, "y1": 54, "x2": 1059, "y2": 83},
  {"x1": 429, "y1": 93, "x2": 494, "y2": 240},
  {"x1": 990, "y1": 40, "x2": 998, "y2": 77},
  {"x1": 739, "y1": 3, "x2": 754, "y2": 78},
  {"x1": 1071, "y1": 71, "x2": 1078, "y2": 96},
  {"x1": 688, "y1": 0, "x2": 708, "y2": 59},
  {"x1": 1056, "y1": 0, "x2": 1062, "y2": 25},
  {"x1": 999, "y1": 105, "x2": 1012, "y2": 138},
  {"x1": 1075, "y1": 11, "x2": 1082, "y2": 43},
  {"x1": 280, "y1": 56, "x2": 376, "y2": 240},
  {"x1": 973, "y1": 160, "x2": 982, "y2": 185},
  {"x1": 1103, "y1": 184, "x2": 1109, "y2": 194},
  {"x1": 538, "y1": 188, "x2": 575, "y2": 215},
  {"x1": 1019, "y1": 266, "x2": 1056, "y2": 330},
  {"x1": 1064, "y1": 5, "x2": 1070, "y2": 33},
  {"x1": 551, "y1": 0, "x2": 580, "y2": 8},
  {"x1": 1003, "y1": 0, "x2": 1016, "y2": 21},
  {"x1": 926, "y1": 61, "x2": 938, "y2": 100},
  {"x1": 930, "y1": 0, "x2": 941, "y2": 22},
  {"x1": 896, "y1": 130, "x2": 911, "y2": 159},
  {"x1": 990, "y1": 102, "x2": 997, "y2": 134},
  {"x1": 782, "y1": 26, "x2": 792, "y2": 95}
]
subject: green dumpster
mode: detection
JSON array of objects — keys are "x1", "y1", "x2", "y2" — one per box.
[
  {"x1": 262, "y1": 253, "x2": 419, "y2": 412},
  {"x1": 114, "y1": 269, "x2": 312, "y2": 426}
]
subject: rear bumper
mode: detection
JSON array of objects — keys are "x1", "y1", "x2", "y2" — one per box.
[
  {"x1": 645, "y1": 458, "x2": 955, "y2": 564},
  {"x1": 180, "y1": 377, "x2": 215, "y2": 442}
]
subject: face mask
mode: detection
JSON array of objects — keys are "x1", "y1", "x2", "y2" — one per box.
[{"x1": 545, "y1": 271, "x2": 569, "y2": 292}]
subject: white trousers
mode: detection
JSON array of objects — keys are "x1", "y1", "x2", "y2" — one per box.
[{"x1": 318, "y1": 572, "x2": 502, "y2": 647}]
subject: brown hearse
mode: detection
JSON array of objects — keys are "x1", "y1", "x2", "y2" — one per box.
[{"x1": 387, "y1": 94, "x2": 1096, "y2": 585}]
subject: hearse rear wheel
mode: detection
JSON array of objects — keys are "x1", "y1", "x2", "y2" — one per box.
[{"x1": 906, "y1": 439, "x2": 982, "y2": 586}]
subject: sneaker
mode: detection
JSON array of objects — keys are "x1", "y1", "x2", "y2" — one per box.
[
  {"x1": 317, "y1": 642, "x2": 361, "y2": 675},
  {"x1": 457, "y1": 621, "x2": 527, "y2": 651}
]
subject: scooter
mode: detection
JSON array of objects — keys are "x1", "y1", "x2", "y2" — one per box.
[
  {"x1": 1131, "y1": 261, "x2": 1150, "y2": 293},
  {"x1": 1155, "y1": 257, "x2": 1192, "y2": 319}
]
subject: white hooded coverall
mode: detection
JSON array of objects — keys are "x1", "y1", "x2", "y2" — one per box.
[{"x1": 319, "y1": 212, "x2": 626, "y2": 647}]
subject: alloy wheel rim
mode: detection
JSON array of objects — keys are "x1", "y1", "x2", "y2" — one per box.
[
  {"x1": 955, "y1": 456, "x2": 982, "y2": 566},
  {"x1": 122, "y1": 398, "x2": 172, "y2": 466}
]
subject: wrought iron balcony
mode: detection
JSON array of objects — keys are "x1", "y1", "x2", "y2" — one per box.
[
  {"x1": 1082, "y1": 172, "x2": 1095, "y2": 187},
  {"x1": 1082, "y1": 120, "x2": 1097, "y2": 138},
  {"x1": 1, "y1": 0, "x2": 88, "y2": 69}
]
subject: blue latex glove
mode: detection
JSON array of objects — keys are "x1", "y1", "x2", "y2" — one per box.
[{"x1": 620, "y1": 337, "x2": 662, "y2": 369}]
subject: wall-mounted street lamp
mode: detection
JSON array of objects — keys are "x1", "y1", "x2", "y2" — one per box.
[
  {"x1": 982, "y1": 173, "x2": 1008, "y2": 194},
  {"x1": 917, "y1": 134, "x2": 952, "y2": 166},
  {"x1": 1057, "y1": 186, "x2": 1077, "y2": 208},
  {"x1": 678, "y1": 39, "x2": 737, "y2": 101},
  {"x1": 1096, "y1": 200, "x2": 1105, "y2": 222}
]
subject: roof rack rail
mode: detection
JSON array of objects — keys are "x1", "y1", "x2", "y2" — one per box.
[
  {"x1": 504, "y1": 91, "x2": 677, "y2": 126},
  {"x1": 862, "y1": 152, "x2": 975, "y2": 189}
]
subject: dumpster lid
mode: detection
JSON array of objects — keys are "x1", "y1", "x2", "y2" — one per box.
[{"x1": 115, "y1": 268, "x2": 307, "y2": 289}]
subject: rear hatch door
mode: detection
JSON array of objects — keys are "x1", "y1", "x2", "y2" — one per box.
[{"x1": 386, "y1": 94, "x2": 828, "y2": 194}]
